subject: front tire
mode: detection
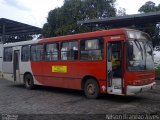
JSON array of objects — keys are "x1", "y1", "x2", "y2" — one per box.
[
  {"x1": 24, "y1": 74, "x2": 34, "y2": 89},
  {"x1": 84, "y1": 79, "x2": 100, "y2": 99}
]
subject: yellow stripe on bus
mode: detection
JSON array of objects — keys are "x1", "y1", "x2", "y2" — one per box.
[{"x1": 52, "y1": 66, "x2": 67, "y2": 73}]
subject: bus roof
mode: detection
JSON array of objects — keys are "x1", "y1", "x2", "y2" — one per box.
[
  {"x1": 3, "y1": 28, "x2": 136, "y2": 47},
  {"x1": 40, "y1": 28, "x2": 128, "y2": 43},
  {"x1": 3, "y1": 39, "x2": 41, "y2": 47}
]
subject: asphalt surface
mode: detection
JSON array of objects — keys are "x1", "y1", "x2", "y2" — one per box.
[{"x1": 0, "y1": 79, "x2": 160, "y2": 120}]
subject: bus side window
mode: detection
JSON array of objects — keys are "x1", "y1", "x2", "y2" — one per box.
[
  {"x1": 21, "y1": 45, "x2": 30, "y2": 61},
  {"x1": 80, "y1": 38, "x2": 104, "y2": 60},
  {"x1": 3, "y1": 47, "x2": 13, "y2": 62},
  {"x1": 31, "y1": 44, "x2": 43, "y2": 61},
  {"x1": 61, "y1": 41, "x2": 78, "y2": 61},
  {"x1": 45, "y1": 43, "x2": 59, "y2": 61}
]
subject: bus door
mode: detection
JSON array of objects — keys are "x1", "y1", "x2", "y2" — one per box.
[
  {"x1": 107, "y1": 41, "x2": 123, "y2": 95},
  {"x1": 13, "y1": 50, "x2": 20, "y2": 82}
]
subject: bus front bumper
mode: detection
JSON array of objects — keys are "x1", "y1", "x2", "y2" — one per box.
[{"x1": 126, "y1": 82, "x2": 156, "y2": 95}]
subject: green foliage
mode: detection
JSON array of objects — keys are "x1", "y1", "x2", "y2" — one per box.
[
  {"x1": 139, "y1": 1, "x2": 158, "y2": 12},
  {"x1": 138, "y1": 1, "x2": 160, "y2": 48},
  {"x1": 42, "y1": 0, "x2": 116, "y2": 37}
]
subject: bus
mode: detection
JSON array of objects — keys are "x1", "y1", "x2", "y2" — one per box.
[{"x1": 1, "y1": 28, "x2": 155, "y2": 99}]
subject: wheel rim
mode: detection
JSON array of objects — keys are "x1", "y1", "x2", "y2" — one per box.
[
  {"x1": 87, "y1": 83, "x2": 96, "y2": 95},
  {"x1": 26, "y1": 77, "x2": 31, "y2": 86}
]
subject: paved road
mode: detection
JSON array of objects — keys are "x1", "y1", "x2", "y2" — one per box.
[{"x1": 0, "y1": 79, "x2": 160, "y2": 119}]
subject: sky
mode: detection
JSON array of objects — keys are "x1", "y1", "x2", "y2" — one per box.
[{"x1": 0, "y1": 0, "x2": 159, "y2": 28}]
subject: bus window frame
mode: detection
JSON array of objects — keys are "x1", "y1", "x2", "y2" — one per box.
[
  {"x1": 21, "y1": 45, "x2": 30, "y2": 62},
  {"x1": 60, "y1": 40, "x2": 79, "y2": 61},
  {"x1": 80, "y1": 37, "x2": 104, "y2": 61},
  {"x1": 3, "y1": 47, "x2": 13, "y2": 62},
  {"x1": 30, "y1": 44, "x2": 44, "y2": 62},
  {"x1": 44, "y1": 42, "x2": 59, "y2": 62}
]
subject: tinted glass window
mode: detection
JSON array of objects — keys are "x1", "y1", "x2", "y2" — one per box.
[
  {"x1": 4, "y1": 47, "x2": 13, "y2": 62},
  {"x1": 31, "y1": 45, "x2": 43, "y2": 61},
  {"x1": 21, "y1": 46, "x2": 30, "y2": 61},
  {"x1": 61, "y1": 41, "x2": 78, "y2": 60},
  {"x1": 80, "y1": 38, "x2": 104, "y2": 60}
]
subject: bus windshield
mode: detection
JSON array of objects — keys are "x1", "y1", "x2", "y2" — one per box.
[{"x1": 127, "y1": 32, "x2": 154, "y2": 71}]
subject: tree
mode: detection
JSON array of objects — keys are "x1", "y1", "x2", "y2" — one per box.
[
  {"x1": 138, "y1": 1, "x2": 160, "y2": 48},
  {"x1": 42, "y1": 0, "x2": 116, "y2": 37},
  {"x1": 139, "y1": 1, "x2": 157, "y2": 12},
  {"x1": 117, "y1": 7, "x2": 126, "y2": 16}
]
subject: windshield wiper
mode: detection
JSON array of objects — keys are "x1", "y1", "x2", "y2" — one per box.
[
  {"x1": 134, "y1": 39, "x2": 143, "y2": 51},
  {"x1": 134, "y1": 39, "x2": 143, "y2": 59}
]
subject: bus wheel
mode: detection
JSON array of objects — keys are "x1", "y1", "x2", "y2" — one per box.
[
  {"x1": 24, "y1": 74, "x2": 34, "y2": 89},
  {"x1": 84, "y1": 79, "x2": 100, "y2": 99}
]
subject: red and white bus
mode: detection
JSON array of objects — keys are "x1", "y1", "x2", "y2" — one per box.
[{"x1": 1, "y1": 28, "x2": 155, "y2": 98}]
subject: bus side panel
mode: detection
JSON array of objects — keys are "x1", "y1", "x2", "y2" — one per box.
[
  {"x1": 29, "y1": 61, "x2": 45, "y2": 85},
  {"x1": 3, "y1": 61, "x2": 14, "y2": 81},
  {"x1": 31, "y1": 61, "x2": 106, "y2": 90},
  {"x1": 19, "y1": 61, "x2": 42, "y2": 85}
]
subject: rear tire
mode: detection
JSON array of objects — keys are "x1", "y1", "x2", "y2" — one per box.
[
  {"x1": 24, "y1": 74, "x2": 34, "y2": 89},
  {"x1": 84, "y1": 79, "x2": 100, "y2": 99}
]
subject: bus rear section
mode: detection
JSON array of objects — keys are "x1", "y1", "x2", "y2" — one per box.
[
  {"x1": 2, "y1": 46, "x2": 23, "y2": 83},
  {"x1": 2, "y1": 40, "x2": 42, "y2": 86}
]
